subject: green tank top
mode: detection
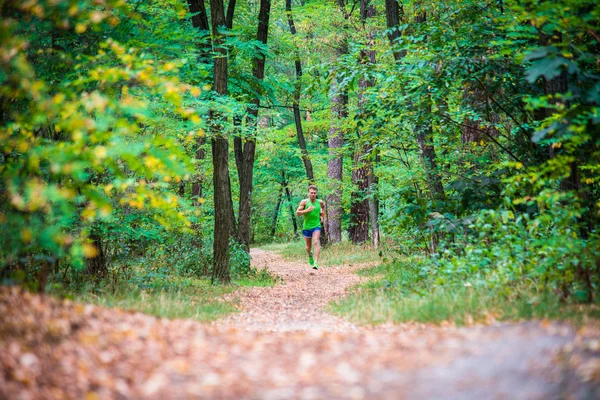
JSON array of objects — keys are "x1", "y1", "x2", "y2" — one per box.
[{"x1": 302, "y1": 199, "x2": 321, "y2": 230}]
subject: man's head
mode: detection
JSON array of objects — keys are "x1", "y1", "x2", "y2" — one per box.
[{"x1": 308, "y1": 185, "x2": 318, "y2": 201}]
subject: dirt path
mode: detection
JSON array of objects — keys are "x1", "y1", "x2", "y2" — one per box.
[
  {"x1": 1, "y1": 249, "x2": 599, "y2": 399},
  {"x1": 215, "y1": 248, "x2": 365, "y2": 332}
]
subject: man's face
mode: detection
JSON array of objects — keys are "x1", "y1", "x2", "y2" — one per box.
[{"x1": 308, "y1": 189, "x2": 317, "y2": 201}]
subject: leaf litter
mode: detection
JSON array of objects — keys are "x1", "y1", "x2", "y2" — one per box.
[{"x1": 1, "y1": 249, "x2": 599, "y2": 399}]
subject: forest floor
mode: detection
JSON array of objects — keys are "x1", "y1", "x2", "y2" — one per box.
[{"x1": 2, "y1": 248, "x2": 600, "y2": 399}]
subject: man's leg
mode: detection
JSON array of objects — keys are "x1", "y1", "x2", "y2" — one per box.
[
  {"x1": 312, "y1": 229, "x2": 321, "y2": 268},
  {"x1": 304, "y1": 235, "x2": 313, "y2": 265}
]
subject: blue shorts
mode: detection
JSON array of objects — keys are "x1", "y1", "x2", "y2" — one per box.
[{"x1": 302, "y1": 227, "x2": 321, "y2": 238}]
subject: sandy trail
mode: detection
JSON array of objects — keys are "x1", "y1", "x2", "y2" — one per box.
[{"x1": 215, "y1": 248, "x2": 366, "y2": 332}]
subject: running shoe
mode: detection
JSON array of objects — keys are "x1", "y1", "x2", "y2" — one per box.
[
  {"x1": 308, "y1": 253, "x2": 314, "y2": 266},
  {"x1": 312, "y1": 262, "x2": 318, "y2": 270}
]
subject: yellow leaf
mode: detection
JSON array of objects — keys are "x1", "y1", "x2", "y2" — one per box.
[
  {"x1": 21, "y1": 228, "x2": 32, "y2": 244},
  {"x1": 103, "y1": 184, "x2": 114, "y2": 195},
  {"x1": 163, "y1": 62, "x2": 177, "y2": 72},
  {"x1": 75, "y1": 23, "x2": 87, "y2": 34},
  {"x1": 82, "y1": 243, "x2": 99, "y2": 258},
  {"x1": 190, "y1": 87, "x2": 201, "y2": 97},
  {"x1": 94, "y1": 146, "x2": 107, "y2": 160},
  {"x1": 82, "y1": 207, "x2": 95, "y2": 220},
  {"x1": 53, "y1": 93, "x2": 66, "y2": 104},
  {"x1": 144, "y1": 156, "x2": 160, "y2": 168},
  {"x1": 99, "y1": 205, "x2": 112, "y2": 217}
]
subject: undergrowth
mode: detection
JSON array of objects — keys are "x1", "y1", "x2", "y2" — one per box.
[
  {"x1": 48, "y1": 254, "x2": 279, "y2": 322},
  {"x1": 330, "y1": 256, "x2": 600, "y2": 326}
]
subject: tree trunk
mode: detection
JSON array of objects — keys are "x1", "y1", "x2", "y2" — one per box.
[
  {"x1": 270, "y1": 181, "x2": 284, "y2": 237},
  {"x1": 283, "y1": 177, "x2": 298, "y2": 235},
  {"x1": 286, "y1": 0, "x2": 314, "y2": 182},
  {"x1": 416, "y1": 116, "x2": 445, "y2": 201},
  {"x1": 414, "y1": 7, "x2": 445, "y2": 202},
  {"x1": 85, "y1": 228, "x2": 107, "y2": 277},
  {"x1": 37, "y1": 260, "x2": 53, "y2": 293},
  {"x1": 350, "y1": 0, "x2": 376, "y2": 245},
  {"x1": 384, "y1": 0, "x2": 404, "y2": 61},
  {"x1": 210, "y1": 0, "x2": 235, "y2": 284},
  {"x1": 186, "y1": 0, "x2": 211, "y2": 62},
  {"x1": 349, "y1": 146, "x2": 370, "y2": 243},
  {"x1": 234, "y1": 0, "x2": 271, "y2": 253},
  {"x1": 368, "y1": 152, "x2": 380, "y2": 247},
  {"x1": 326, "y1": 75, "x2": 348, "y2": 244}
]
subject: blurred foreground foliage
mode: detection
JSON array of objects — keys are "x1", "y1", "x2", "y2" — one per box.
[{"x1": 0, "y1": 0, "x2": 217, "y2": 289}]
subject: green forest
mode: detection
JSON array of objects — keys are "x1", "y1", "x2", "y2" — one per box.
[
  {"x1": 2, "y1": 1, "x2": 600, "y2": 397},
  {"x1": 1, "y1": 0, "x2": 599, "y2": 318}
]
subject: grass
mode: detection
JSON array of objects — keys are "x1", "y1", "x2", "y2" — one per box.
[
  {"x1": 51, "y1": 263, "x2": 279, "y2": 322},
  {"x1": 77, "y1": 277, "x2": 238, "y2": 322},
  {"x1": 261, "y1": 239, "x2": 381, "y2": 267},
  {"x1": 329, "y1": 255, "x2": 600, "y2": 326},
  {"x1": 330, "y1": 285, "x2": 600, "y2": 326}
]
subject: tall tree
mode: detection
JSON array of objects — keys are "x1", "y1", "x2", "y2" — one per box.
[
  {"x1": 326, "y1": 0, "x2": 350, "y2": 244},
  {"x1": 286, "y1": 0, "x2": 314, "y2": 182},
  {"x1": 234, "y1": 0, "x2": 272, "y2": 252},
  {"x1": 384, "y1": 0, "x2": 404, "y2": 61},
  {"x1": 349, "y1": 0, "x2": 376, "y2": 244},
  {"x1": 414, "y1": 5, "x2": 445, "y2": 202},
  {"x1": 327, "y1": 75, "x2": 348, "y2": 244},
  {"x1": 210, "y1": 0, "x2": 236, "y2": 283}
]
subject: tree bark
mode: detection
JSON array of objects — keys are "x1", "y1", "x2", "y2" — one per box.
[
  {"x1": 385, "y1": 0, "x2": 404, "y2": 61},
  {"x1": 326, "y1": 75, "x2": 348, "y2": 244},
  {"x1": 270, "y1": 180, "x2": 284, "y2": 237},
  {"x1": 283, "y1": 176, "x2": 298, "y2": 235},
  {"x1": 186, "y1": 0, "x2": 211, "y2": 62},
  {"x1": 349, "y1": 145, "x2": 370, "y2": 243},
  {"x1": 234, "y1": 0, "x2": 271, "y2": 253},
  {"x1": 187, "y1": 0, "x2": 210, "y2": 31},
  {"x1": 286, "y1": 0, "x2": 314, "y2": 182},
  {"x1": 210, "y1": 0, "x2": 235, "y2": 284},
  {"x1": 226, "y1": 0, "x2": 236, "y2": 28},
  {"x1": 350, "y1": 0, "x2": 376, "y2": 244},
  {"x1": 368, "y1": 152, "x2": 380, "y2": 247},
  {"x1": 416, "y1": 120, "x2": 445, "y2": 201}
]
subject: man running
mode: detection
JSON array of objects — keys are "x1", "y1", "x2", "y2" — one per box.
[{"x1": 296, "y1": 185, "x2": 325, "y2": 269}]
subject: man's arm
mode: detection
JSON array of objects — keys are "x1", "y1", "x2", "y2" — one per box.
[
  {"x1": 296, "y1": 199, "x2": 314, "y2": 216},
  {"x1": 296, "y1": 199, "x2": 306, "y2": 216}
]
